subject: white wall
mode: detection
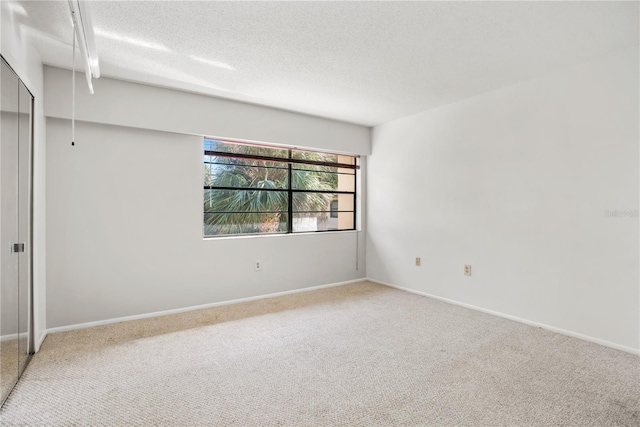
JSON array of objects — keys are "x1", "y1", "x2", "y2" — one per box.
[
  {"x1": 44, "y1": 66, "x2": 371, "y2": 156},
  {"x1": 367, "y1": 46, "x2": 639, "y2": 353},
  {"x1": 44, "y1": 70, "x2": 368, "y2": 329},
  {"x1": 1, "y1": 3, "x2": 46, "y2": 350}
]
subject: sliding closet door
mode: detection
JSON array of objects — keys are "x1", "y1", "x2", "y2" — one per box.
[
  {"x1": 0, "y1": 56, "x2": 32, "y2": 406},
  {"x1": 0, "y1": 58, "x2": 20, "y2": 403},
  {"x1": 17, "y1": 78, "x2": 33, "y2": 378}
]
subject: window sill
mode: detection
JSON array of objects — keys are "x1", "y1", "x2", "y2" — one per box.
[{"x1": 202, "y1": 229, "x2": 358, "y2": 241}]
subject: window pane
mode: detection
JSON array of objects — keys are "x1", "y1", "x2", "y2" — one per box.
[
  {"x1": 292, "y1": 164, "x2": 337, "y2": 173},
  {"x1": 204, "y1": 212, "x2": 288, "y2": 236},
  {"x1": 292, "y1": 170, "x2": 337, "y2": 191},
  {"x1": 208, "y1": 156, "x2": 288, "y2": 169},
  {"x1": 292, "y1": 170, "x2": 355, "y2": 192},
  {"x1": 291, "y1": 150, "x2": 356, "y2": 167},
  {"x1": 292, "y1": 164, "x2": 355, "y2": 174},
  {"x1": 205, "y1": 139, "x2": 289, "y2": 159},
  {"x1": 292, "y1": 150, "x2": 338, "y2": 163},
  {"x1": 292, "y1": 212, "x2": 354, "y2": 232},
  {"x1": 205, "y1": 161, "x2": 289, "y2": 189},
  {"x1": 335, "y1": 211, "x2": 355, "y2": 230},
  {"x1": 205, "y1": 189, "x2": 288, "y2": 212},
  {"x1": 292, "y1": 193, "x2": 354, "y2": 213}
]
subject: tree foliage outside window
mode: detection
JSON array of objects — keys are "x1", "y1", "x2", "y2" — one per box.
[{"x1": 204, "y1": 139, "x2": 356, "y2": 236}]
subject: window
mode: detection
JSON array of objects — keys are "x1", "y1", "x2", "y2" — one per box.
[
  {"x1": 330, "y1": 199, "x2": 339, "y2": 218},
  {"x1": 204, "y1": 139, "x2": 357, "y2": 237}
]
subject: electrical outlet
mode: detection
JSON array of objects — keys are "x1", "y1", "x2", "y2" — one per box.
[
  {"x1": 415, "y1": 257, "x2": 421, "y2": 267},
  {"x1": 254, "y1": 260, "x2": 262, "y2": 271},
  {"x1": 464, "y1": 264, "x2": 471, "y2": 276}
]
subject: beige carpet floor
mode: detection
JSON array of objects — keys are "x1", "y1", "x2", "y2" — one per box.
[
  {"x1": 1, "y1": 339, "x2": 20, "y2": 405},
  {"x1": 0, "y1": 281, "x2": 638, "y2": 426}
]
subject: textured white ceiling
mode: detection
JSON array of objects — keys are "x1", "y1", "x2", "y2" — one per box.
[{"x1": 12, "y1": 1, "x2": 640, "y2": 126}]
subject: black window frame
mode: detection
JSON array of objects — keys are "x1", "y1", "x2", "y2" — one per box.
[{"x1": 203, "y1": 138, "x2": 358, "y2": 237}]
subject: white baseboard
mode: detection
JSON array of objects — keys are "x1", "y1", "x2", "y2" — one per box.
[
  {"x1": 36, "y1": 330, "x2": 47, "y2": 351},
  {"x1": 0, "y1": 332, "x2": 29, "y2": 343},
  {"x1": 366, "y1": 278, "x2": 640, "y2": 356},
  {"x1": 46, "y1": 278, "x2": 364, "y2": 335},
  {"x1": 1, "y1": 331, "x2": 47, "y2": 352}
]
